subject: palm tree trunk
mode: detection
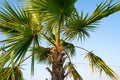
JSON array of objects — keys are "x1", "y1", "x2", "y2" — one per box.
[{"x1": 47, "y1": 48, "x2": 65, "y2": 80}]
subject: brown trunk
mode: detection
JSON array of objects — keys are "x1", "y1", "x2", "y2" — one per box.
[{"x1": 47, "y1": 47, "x2": 65, "y2": 80}]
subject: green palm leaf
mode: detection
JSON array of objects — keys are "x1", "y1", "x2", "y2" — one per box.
[
  {"x1": 31, "y1": 0, "x2": 77, "y2": 23},
  {"x1": 0, "y1": 0, "x2": 30, "y2": 25},
  {"x1": 86, "y1": 0, "x2": 120, "y2": 27},
  {"x1": 0, "y1": 65, "x2": 23, "y2": 80},
  {"x1": 34, "y1": 46, "x2": 50, "y2": 63},
  {"x1": 63, "y1": 0, "x2": 120, "y2": 41},
  {"x1": 61, "y1": 40, "x2": 75, "y2": 56},
  {"x1": 41, "y1": 32, "x2": 56, "y2": 46},
  {"x1": 0, "y1": 32, "x2": 33, "y2": 66},
  {"x1": 0, "y1": 0, "x2": 32, "y2": 35},
  {"x1": 85, "y1": 52, "x2": 118, "y2": 80},
  {"x1": 0, "y1": 0, "x2": 41, "y2": 75},
  {"x1": 64, "y1": 12, "x2": 97, "y2": 41},
  {"x1": 65, "y1": 62, "x2": 83, "y2": 80}
]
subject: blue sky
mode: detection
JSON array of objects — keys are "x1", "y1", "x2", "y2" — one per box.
[{"x1": 0, "y1": 0, "x2": 120, "y2": 80}]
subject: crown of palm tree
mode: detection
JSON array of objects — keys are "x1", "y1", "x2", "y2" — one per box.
[{"x1": 0, "y1": 0, "x2": 120, "y2": 80}]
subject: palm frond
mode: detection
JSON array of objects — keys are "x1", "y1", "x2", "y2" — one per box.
[
  {"x1": 0, "y1": 65, "x2": 23, "y2": 80},
  {"x1": 0, "y1": 0, "x2": 44, "y2": 70},
  {"x1": 65, "y1": 62, "x2": 83, "y2": 80},
  {"x1": 86, "y1": 0, "x2": 120, "y2": 26},
  {"x1": 0, "y1": 34, "x2": 33, "y2": 66},
  {"x1": 85, "y1": 52, "x2": 118, "y2": 80},
  {"x1": 63, "y1": 11, "x2": 97, "y2": 41},
  {"x1": 0, "y1": 67, "x2": 14, "y2": 80},
  {"x1": 63, "y1": 0, "x2": 120, "y2": 41},
  {"x1": 30, "y1": 0, "x2": 77, "y2": 24},
  {"x1": 60, "y1": 40, "x2": 75, "y2": 56},
  {"x1": 0, "y1": 0, "x2": 32, "y2": 35},
  {"x1": 42, "y1": 33, "x2": 56, "y2": 46},
  {"x1": 0, "y1": 0, "x2": 45, "y2": 76},
  {"x1": 34, "y1": 46, "x2": 50, "y2": 63},
  {"x1": 0, "y1": 23, "x2": 42, "y2": 67},
  {"x1": 0, "y1": 0, "x2": 30, "y2": 25}
]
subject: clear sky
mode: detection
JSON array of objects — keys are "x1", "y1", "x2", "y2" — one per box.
[{"x1": 0, "y1": 0, "x2": 120, "y2": 80}]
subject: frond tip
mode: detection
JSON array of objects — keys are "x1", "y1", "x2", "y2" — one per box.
[
  {"x1": 65, "y1": 62, "x2": 83, "y2": 80},
  {"x1": 85, "y1": 52, "x2": 118, "y2": 80}
]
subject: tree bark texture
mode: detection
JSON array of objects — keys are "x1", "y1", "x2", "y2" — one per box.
[{"x1": 47, "y1": 47, "x2": 65, "y2": 80}]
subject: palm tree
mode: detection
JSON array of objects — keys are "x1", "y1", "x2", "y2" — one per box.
[{"x1": 0, "y1": 0, "x2": 120, "y2": 80}]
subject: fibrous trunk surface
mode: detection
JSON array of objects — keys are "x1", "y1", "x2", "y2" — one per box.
[{"x1": 47, "y1": 48, "x2": 65, "y2": 80}]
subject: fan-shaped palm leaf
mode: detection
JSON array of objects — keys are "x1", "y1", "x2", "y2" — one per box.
[
  {"x1": 31, "y1": 0, "x2": 77, "y2": 24},
  {"x1": 85, "y1": 52, "x2": 118, "y2": 80},
  {"x1": 63, "y1": 0, "x2": 120, "y2": 41},
  {"x1": 30, "y1": 0, "x2": 78, "y2": 46},
  {"x1": 0, "y1": 0, "x2": 41, "y2": 75},
  {"x1": 0, "y1": 0, "x2": 30, "y2": 25},
  {"x1": 0, "y1": 0, "x2": 31, "y2": 35},
  {"x1": 63, "y1": 12, "x2": 97, "y2": 41}
]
